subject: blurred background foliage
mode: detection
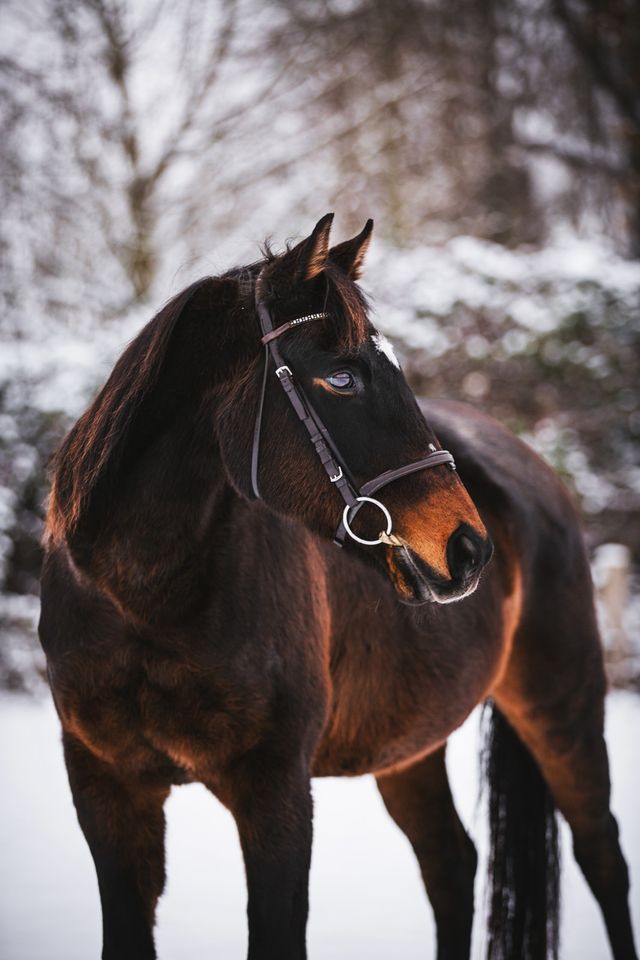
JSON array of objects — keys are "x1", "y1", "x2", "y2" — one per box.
[{"x1": 1, "y1": 0, "x2": 639, "y2": 689}]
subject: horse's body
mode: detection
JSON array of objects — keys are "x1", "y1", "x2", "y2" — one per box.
[{"x1": 39, "y1": 217, "x2": 636, "y2": 960}]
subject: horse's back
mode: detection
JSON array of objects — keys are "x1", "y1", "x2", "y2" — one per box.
[
  {"x1": 420, "y1": 399, "x2": 606, "y2": 722},
  {"x1": 420, "y1": 398, "x2": 588, "y2": 577}
]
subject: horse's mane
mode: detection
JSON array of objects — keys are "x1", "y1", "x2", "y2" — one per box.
[
  {"x1": 47, "y1": 254, "x2": 369, "y2": 544},
  {"x1": 47, "y1": 277, "x2": 219, "y2": 543}
]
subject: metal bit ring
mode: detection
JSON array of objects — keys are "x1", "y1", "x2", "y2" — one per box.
[{"x1": 342, "y1": 496, "x2": 392, "y2": 546}]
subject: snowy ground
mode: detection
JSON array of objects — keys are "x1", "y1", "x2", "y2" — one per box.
[{"x1": 0, "y1": 691, "x2": 638, "y2": 960}]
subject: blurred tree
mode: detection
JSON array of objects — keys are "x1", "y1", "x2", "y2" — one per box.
[
  {"x1": 0, "y1": 0, "x2": 300, "y2": 328},
  {"x1": 267, "y1": 0, "x2": 639, "y2": 251},
  {"x1": 551, "y1": 0, "x2": 640, "y2": 255},
  {"x1": 5, "y1": 0, "x2": 225, "y2": 316},
  {"x1": 2, "y1": 0, "x2": 637, "y2": 336}
]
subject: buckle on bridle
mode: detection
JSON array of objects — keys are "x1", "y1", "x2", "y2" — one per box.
[
  {"x1": 329, "y1": 467, "x2": 343, "y2": 483},
  {"x1": 275, "y1": 365, "x2": 292, "y2": 379}
]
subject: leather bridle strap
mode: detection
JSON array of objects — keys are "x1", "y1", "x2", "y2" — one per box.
[
  {"x1": 332, "y1": 450, "x2": 455, "y2": 546},
  {"x1": 250, "y1": 343, "x2": 270, "y2": 499},
  {"x1": 252, "y1": 301, "x2": 359, "y2": 508},
  {"x1": 251, "y1": 293, "x2": 456, "y2": 547}
]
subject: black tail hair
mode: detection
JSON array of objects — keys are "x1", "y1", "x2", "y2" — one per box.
[{"x1": 484, "y1": 702, "x2": 561, "y2": 960}]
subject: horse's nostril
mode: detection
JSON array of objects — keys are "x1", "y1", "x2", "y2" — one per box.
[
  {"x1": 461, "y1": 534, "x2": 479, "y2": 565},
  {"x1": 447, "y1": 527, "x2": 487, "y2": 581}
]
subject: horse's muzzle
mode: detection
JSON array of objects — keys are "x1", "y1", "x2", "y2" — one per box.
[{"x1": 388, "y1": 524, "x2": 493, "y2": 605}]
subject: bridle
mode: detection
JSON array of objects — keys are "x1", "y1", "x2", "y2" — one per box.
[{"x1": 250, "y1": 288, "x2": 456, "y2": 548}]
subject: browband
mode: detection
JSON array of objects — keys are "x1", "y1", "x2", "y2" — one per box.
[
  {"x1": 251, "y1": 290, "x2": 456, "y2": 547},
  {"x1": 261, "y1": 312, "x2": 329, "y2": 345}
]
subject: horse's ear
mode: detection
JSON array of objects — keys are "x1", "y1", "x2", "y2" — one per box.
[
  {"x1": 329, "y1": 219, "x2": 373, "y2": 279},
  {"x1": 277, "y1": 213, "x2": 334, "y2": 282}
]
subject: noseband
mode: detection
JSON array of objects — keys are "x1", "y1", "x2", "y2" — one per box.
[{"x1": 251, "y1": 293, "x2": 456, "y2": 547}]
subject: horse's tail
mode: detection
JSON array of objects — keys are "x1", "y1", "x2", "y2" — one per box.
[{"x1": 483, "y1": 702, "x2": 561, "y2": 960}]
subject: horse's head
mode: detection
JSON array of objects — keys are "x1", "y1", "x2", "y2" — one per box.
[
  {"x1": 219, "y1": 216, "x2": 491, "y2": 603},
  {"x1": 218, "y1": 215, "x2": 492, "y2": 605}
]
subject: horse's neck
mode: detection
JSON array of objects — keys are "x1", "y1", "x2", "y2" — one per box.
[{"x1": 70, "y1": 404, "x2": 239, "y2": 623}]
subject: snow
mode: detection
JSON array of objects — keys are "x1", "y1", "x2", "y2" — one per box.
[
  {"x1": 363, "y1": 233, "x2": 640, "y2": 353},
  {"x1": 0, "y1": 691, "x2": 638, "y2": 959},
  {"x1": 593, "y1": 544, "x2": 632, "y2": 577}
]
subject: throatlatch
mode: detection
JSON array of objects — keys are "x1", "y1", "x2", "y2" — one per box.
[{"x1": 251, "y1": 287, "x2": 456, "y2": 547}]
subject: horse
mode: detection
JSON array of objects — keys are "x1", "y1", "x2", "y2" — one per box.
[{"x1": 39, "y1": 214, "x2": 637, "y2": 960}]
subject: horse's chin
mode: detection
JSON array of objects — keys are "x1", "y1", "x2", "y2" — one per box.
[{"x1": 390, "y1": 545, "x2": 482, "y2": 607}]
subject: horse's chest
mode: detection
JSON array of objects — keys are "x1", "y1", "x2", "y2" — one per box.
[{"x1": 315, "y1": 600, "x2": 506, "y2": 776}]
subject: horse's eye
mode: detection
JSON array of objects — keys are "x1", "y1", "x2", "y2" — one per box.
[{"x1": 326, "y1": 371, "x2": 355, "y2": 391}]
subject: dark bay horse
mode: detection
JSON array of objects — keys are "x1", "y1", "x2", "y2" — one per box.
[{"x1": 39, "y1": 215, "x2": 636, "y2": 960}]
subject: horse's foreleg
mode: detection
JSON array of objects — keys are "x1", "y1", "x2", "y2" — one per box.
[
  {"x1": 63, "y1": 733, "x2": 169, "y2": 960},
  {"x1": 218, "y1": 751, "x2": 313, "y2": 960},
  {"x1": 495, "y1": 629, "x2": 638, "y2": 960},
  {"x1": 376, "y1": 745, "x2": 477, "y2": 960}
]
